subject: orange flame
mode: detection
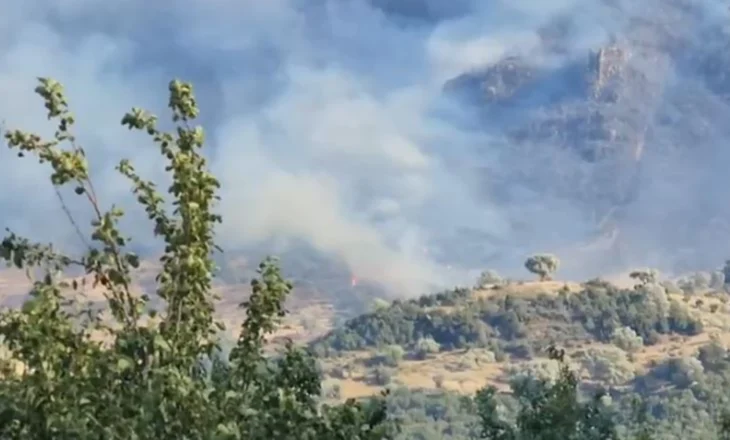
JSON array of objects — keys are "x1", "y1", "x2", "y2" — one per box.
[{"x1": 351, "y1": 276, "x2": 358, "y2": 287}]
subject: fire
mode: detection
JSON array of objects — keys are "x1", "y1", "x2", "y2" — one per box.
[{"x1": 351, "y1": 276, "x2": 358, "y2": 287}]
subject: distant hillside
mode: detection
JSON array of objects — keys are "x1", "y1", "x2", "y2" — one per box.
[
  {"x1": 310, "y1": 275, "x2": 730, "y2": 400},
  {"x1": 0, "y1": 242, "x2": 388, "y2": 323}
]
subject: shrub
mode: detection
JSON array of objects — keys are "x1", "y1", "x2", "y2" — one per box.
[
  {"x1": 651, "y1": 357, "x2": 705, "y2": 389},
  {"x1": 382, "y1": 344, "x2": 405, "y2": 366},
  {"x1": 414, "y1": 337, "x2": 441, "y2": 360},
  {"x1": 578, "y1": 346, "x2": 636, "y2": 386},
  {"x1": 612, "y1": 326, "x2": 644, "y2": 352},
  {"x1": 508, "y1": 359, "x2": 563, "y2": 385},
  {"x1": 367, "y1": 367, "x2": 394, "y2": 386},
  {"x1": 432, "y1": 374, "x2": 445, "y2": 389}
]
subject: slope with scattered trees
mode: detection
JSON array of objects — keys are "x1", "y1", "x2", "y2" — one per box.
[
  {"x1": 4, "y1": 77, "x2": 730, "y2": 440},
  {"x1": 312, "y1": 276, "x2": 703, "y2": 361}
]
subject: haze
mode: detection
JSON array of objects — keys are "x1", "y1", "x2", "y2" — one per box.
[{"x1": 1, "y1": 0, "x2": 729, "y2": 297}]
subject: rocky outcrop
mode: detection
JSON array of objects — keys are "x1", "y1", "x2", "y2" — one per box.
[
  {"x1": 442, "y1": 0, "x2": 730, "y2": 264},
  {"x1": 588, "y1": 45, "x2": 627, "y2": 99}
]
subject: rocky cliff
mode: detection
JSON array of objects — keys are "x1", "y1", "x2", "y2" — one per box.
[{"x1": 443, "y1": 0, "x2": 730, "y2": 268}]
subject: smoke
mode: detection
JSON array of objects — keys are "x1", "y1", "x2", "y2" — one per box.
[{"x1": 1, "y1": 0, "x2": 729, "y2": 297}]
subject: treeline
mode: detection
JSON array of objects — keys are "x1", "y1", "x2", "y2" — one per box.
[{"x1": 312, "y1": 280, "x2": 703, "y2": 360}]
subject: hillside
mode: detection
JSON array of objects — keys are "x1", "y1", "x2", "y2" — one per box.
[
  {"x1": 309, "y1": 274, "x2": 730, "y2": 401},
  {"x1": 0, "y1": 244, "x2": 383, "y2": 345}
]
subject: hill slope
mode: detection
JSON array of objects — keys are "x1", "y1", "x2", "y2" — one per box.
[{"x1": 311, "y1": 277, "x2": 730, "y2": 400}]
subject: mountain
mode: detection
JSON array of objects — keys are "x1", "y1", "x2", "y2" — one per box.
[{"x1": 442, "y1": 0, "x2": 730, "y2": 274}]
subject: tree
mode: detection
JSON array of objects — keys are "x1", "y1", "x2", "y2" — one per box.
[
  {"x1": 474, "y1": 346, "x2": 621, "y2": 440},
  {"x1": 629, "y1": 269, "x2": 659, "y2": 288},
  {"x1": 0, "y1": 78, "x2": 397, "y2": 439},
  {"x1": 477, "y1": 270, "x2": 504, "y2": 288},
  {"x1": 524, "y1": 254, "x2": 560, "y2": 281}
]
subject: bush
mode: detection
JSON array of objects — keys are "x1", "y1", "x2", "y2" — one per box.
[
  {"x1": 432, "y1": 374, "x2": 445, "y2": 389},
  {"x1": 577, "y1": 346, "x2": 636, "y2": 386},
  {"x1": 698, "y1": 340, "x2": 728, "y2": 372},
  {"x1": 508, "y1": 359, "x2": 563, "y2": 384},
  {"x1": 612, "y1": 326, "x2": 644, "y2": 352},
  {"x1": 367, "y1": 367, "x2": 394, "y2": 386},
  {"x1": 368, "y1": 345, "x2": 405, "y2": 367},
  {"x1": 651, "y1": 357, "x2": 705, "y2": 389},
  {"x1": 414, "y1": 337, "x2": 441, "y2": 360},
  {"x1": 382, "y1": 344, "x2": 405, "y2": 366}
]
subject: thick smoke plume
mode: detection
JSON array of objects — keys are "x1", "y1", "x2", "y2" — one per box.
[{"x1": 1, "y1": 0, "x2": 729, "y2": 297}]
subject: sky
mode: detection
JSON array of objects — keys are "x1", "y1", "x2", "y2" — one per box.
[{"x1": 1, "y1": 0, "x2": 730, "y2": 297}]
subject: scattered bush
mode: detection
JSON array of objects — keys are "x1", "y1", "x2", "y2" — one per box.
[
  {"x1": 612, "y1": 326, "x2": 644, "y2": 352},
  {"x1": 414, "y1": 337, "x2": 441, "y2": 360},
  {"x1": 650, "y1": 356, "x2": 705, "y2": 388},
  {"x1": 367, "y1": 366, "x2": 394, "y2": 386},
  {"x1": 432, "y1": 374, "x2": 445, "y2": 389},
  {"x1": 508, "y1": 358, "x2": 563, "y2": 385},
  {"x1": 577, "y1": 346, "x2": 636, "y2": 386}
]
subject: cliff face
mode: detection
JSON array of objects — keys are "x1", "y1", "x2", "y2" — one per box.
[{"x1": 442, "y1": 0, "x2": 730, "y2": 263}]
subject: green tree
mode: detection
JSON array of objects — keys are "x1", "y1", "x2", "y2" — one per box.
[
  {"x1": 524, "y1": 254, "x2": 559, "y2": 281},
  {"x1": 474, "y1": 347, "x2": 620, "y2": 440},
  {"x1": 0, "y1": 78, "x2": 396, "y2": 439}
]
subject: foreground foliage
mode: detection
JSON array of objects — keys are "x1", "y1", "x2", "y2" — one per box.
[{"x1": 0, "y1": 78, "x2": 395, "y2": 439}]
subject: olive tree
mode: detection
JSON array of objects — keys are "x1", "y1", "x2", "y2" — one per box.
[
  {"x1": 0, "y1": 78, "x2": 396, "y2": 439},
  {"x1": 524, "y1": 254, "x2": 560, "y2": 281}
]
